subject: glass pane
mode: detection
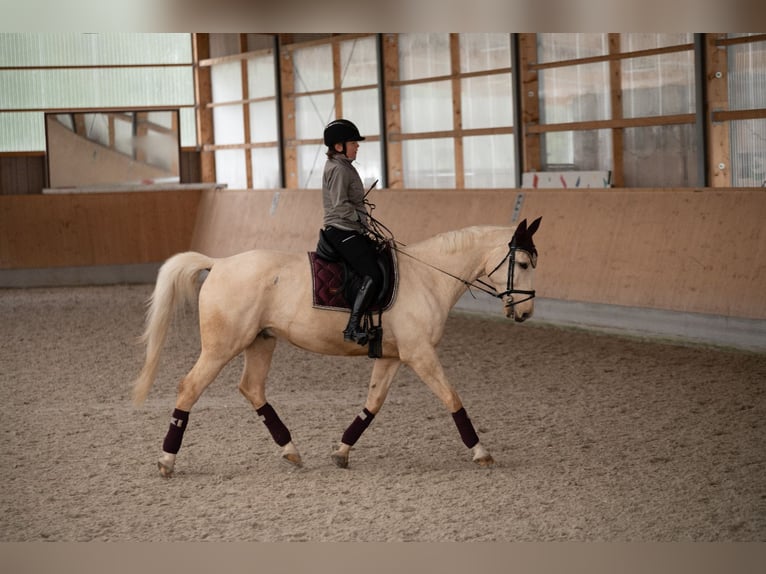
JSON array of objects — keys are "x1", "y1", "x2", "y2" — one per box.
[
  {"x1": 297, "y1": 143, "x2": 325, "y2": 189},
  {"x1": 543, "y1": 129, "x2": 612, "y2": 171},
  {"x1": 402, "y1": 138, "x2": 455, "y2": 188},
  {"x1": 247, "y1": 53, "x2": 276, "y2": 99},
  {"x1": 0, "y1": 33, "x2": 192, "y2": 67},
  {"x1": 620, "y1": 33, "x2": 693, "y2": 51},
  {"x1": 293, "y1": 44, "x2": 333, "y2": 93},
  {"x1": 464, "y1": 134, "x2": 516, "y2": 188},
  {"x1": 398, "y1": 33, "x2": 451, "y2": 81},
  {"x1": 215, "y1": 149, "x2": 247, "y2": 189},
  {"x1": 0, "y1": 67, "x2": 194, "y2": 109},
  {"x1": 461, "y1": 74, "x2": 513, "y2": 129},
  {"x1": 623, "y1": 125, "x2": 698, "y2": 187},
  {"x1": 341, "y1": 88, "x2": 380, "y2": 137},
  {"x1": 460, "y1": 33, "x2": 511, "y2": 73},
  {"x1": 400, "y1": 80, "x2": 453, "y2": 133},
  {"x1": 340, "y1": 36, "x2": 378, "y2": 88},
  {"x1": 179, "y1": 107, "x2": 197, "y2": 148},
  {"x1": 211, "y1": 60, "x2": 242, "y2": 103},
  {"x1": 249, "y1": 100, "x2": 278, "y2": 143},
  {"x1": 295, "y1": 93, "x2": 334, "y2": 140},
  {"x1": 537, "y1": 33, "x2": 608, "y2": 63},
  {"x1": 212, "y1": 104, "x2": 244, "y2": 145},
  {"x1": 730, "y1": 119, "x2": 766, "y2": 187},
  {"x1": 351, "y1": 142, "x2": 382, "y2": 191},
  {"x1": 622, "y1": 52, "x2": 695, "y2": 118},
  {"x1": 539, "y1": 63, "x2": 611, "y2": 123},
  {"x1": 728, "y1": 41, "x2": 766, "y2": 111},
  {"x1": 251, "y1": 147, "x2": 281, "y2": 189}
]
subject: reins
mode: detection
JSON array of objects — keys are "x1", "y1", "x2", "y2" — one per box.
[{"x1": 360, "y1": 197, "x2": 536, "y2": 306}]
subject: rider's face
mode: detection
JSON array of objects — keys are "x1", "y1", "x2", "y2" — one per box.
[{"x1": 335, "y1": 140, "x2": 359, "y2": 160}]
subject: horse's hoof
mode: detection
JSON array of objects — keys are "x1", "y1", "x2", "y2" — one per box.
[
  {"x1": 331, "y1": 452, "x2": 349, "y2": 469},
  {"x1": 473, "y1": 454, "x2": 495, "y2": 468},
  {"x1": 157, "y1": 461, "x2": 174, "y2": 478},
  {"x1": 282, "y1": 452, "x2": 303, "y2": 468}
]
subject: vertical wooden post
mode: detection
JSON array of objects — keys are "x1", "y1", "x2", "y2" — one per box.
[
  {"x1": 382, "y1": 34, "x2": 403, "y2": 188},
  {"x1": 450, "y1": 33, "x2": 464, "y2": 189},
  {"x1": 609, "y1": 33, "x2": 624, "y2": 187},
  {"x1": 332, "y1": 40, "x2": 343, "y2": 119},
  {"x1": 192, "y1": 33, "x2": 216, "y2": 183},
  {"x1": 240, "y1": 34, "x2": 253, "y2": 189},
  {"x1": 279, "y1": 40, "x2": 298, "y2": 189},
  {"x1": 705, "y1": 33, "x2": 731, "y2": 187},
  {"x1": 518, "y1": 33, "x2": 541, "y2": 174}
]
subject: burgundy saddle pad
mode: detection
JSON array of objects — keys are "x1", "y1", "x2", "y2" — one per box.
[{"x1": 308, "y1": 246, "x2": 398, "y2": 312}]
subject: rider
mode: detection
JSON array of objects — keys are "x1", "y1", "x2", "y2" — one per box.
[{"x1": 320, "y1": 118, "x2": 382, "y2": 346}]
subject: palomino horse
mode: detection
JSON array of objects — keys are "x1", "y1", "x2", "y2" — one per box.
[{"x1": 132, "y1": 218, "x2": 541, "y2": 476}]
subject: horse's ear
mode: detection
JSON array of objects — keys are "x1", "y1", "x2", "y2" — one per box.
[
  {"x1": 527, "y1": 216, "x2": 542, "y2": 237},
  {"x1": 514, "y1": 218, "x2": 528, "y2": 237}
]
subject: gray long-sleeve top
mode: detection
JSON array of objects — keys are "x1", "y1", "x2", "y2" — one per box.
[{"x1": 322, "y1": 154, "x2": 368, "y2": 232}]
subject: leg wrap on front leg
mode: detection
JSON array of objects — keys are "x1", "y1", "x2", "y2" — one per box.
[
  {"x1": 256, "y1": 402, "x2": 292, "y2": 447},
  {"x1": 452, "y1": 407, "x2": 479, "y2": 449},
  {"x1": 162, "y1": 408, "x2": 190, "y2": 454},
  {"x1": 341, "y1": 408, "x2": 375, "y2": 446}
]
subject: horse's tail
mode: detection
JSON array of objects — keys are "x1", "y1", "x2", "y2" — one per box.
[{"x1": 131, "y1": 251, "x2": 216, "y2": 406}]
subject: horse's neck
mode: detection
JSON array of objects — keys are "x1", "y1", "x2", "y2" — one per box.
[{"x1": 407, "y1": 226, "x2": 508, "y2": 297}]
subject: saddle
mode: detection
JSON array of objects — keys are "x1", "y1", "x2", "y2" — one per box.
[{"x1": 308, "y1": 229, "x2": 398, "y2": 313}]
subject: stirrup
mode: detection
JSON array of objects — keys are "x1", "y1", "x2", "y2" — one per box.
[{"x1": 343, "y1": 325, "x2": 369, "y2": 346}]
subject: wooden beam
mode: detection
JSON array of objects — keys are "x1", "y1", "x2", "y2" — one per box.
[
  {"x1": 705, "y1": 33, "x2": 731, "y2": 187},
  {"x1": 279, "y1": 44, "x2": 298, "y2": 188},
  {"x1": 518, "y1": 33, "x2": 541, "y2": 172},
  {"x1": 450, "y1": 33, "x2": 464, "y2": 189},
  {"x1": 332, "y1": 41, "x2": 343, "y2": 119},
  {"x1": 609, "y1": 33, "x2": 624, "y2": 187},
  {"x1": 240, "y1": 34, "x2": 253, "y2": 189},
  {"x1": 193, "y1": 34, "x2": 216, "y2": 184},
  {"x1": 525, "y1": 114, "x2": 696, "y2": 134},
  {"x1": 382, "y1": 34, "x2": 403, "y2": 188}
]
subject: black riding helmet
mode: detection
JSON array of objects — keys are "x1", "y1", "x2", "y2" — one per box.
[{"x1": 323, "y1": 119, "x2": 365, "y2": 148}]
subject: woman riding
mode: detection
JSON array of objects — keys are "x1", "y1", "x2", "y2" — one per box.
[{"x1": 320, "y1": 118, "x2": 383, "y2": 346}]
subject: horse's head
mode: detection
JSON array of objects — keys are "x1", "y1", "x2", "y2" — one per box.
[{"x1": 484, "y1": 217, "x2": 541, "y2": 323}]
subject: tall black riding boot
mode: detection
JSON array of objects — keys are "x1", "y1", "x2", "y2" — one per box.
[{"x1": 343, "y1": 275, "x2": 376, "y2": 345}]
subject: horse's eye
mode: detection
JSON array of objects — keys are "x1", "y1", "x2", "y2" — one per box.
[{"x1": 518, "y1": 262, "x2": 529, "y2": 270}]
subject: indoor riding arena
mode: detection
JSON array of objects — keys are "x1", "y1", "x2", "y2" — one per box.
[{"x1": 1, "y1": 32, "x2": 765, "y2": 548}]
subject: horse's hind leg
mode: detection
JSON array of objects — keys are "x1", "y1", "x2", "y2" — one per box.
[
  {"x1": 238, "y1": 334, "x2": 302, "y2": 468},
  {"x1": 332, "y1": 358, "x2": 401, "y2": 469},
  {"x1": 157, "y1": 350, "x2": 229, "y2": 477}
]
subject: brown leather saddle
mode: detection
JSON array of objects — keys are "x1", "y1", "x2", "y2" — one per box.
[{"x1": 308, "y1": 230, "x2": 398, "y2": 313}]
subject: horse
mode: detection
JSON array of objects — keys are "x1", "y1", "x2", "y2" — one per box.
[{"x1": 131, "y1": 217, "x2": 541, "y2": 477}]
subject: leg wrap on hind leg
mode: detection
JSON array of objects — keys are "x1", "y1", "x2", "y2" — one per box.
[
  {"x1": 341, "y1": 408, "x2": 375, "y2": 446},
  {"x1": 452, "y1": 407, "x2": 479, "y2": 449},
  {"x1": 162, "y1": 408, "x2": 190, "y2": 454},
  {"x1": 256, "y1": 402, "x2": 292, "y2": 447}
]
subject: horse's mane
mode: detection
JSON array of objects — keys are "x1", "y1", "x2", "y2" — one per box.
[{"x1": 411, "y1": 225, "x2": 510, "y2": 255}]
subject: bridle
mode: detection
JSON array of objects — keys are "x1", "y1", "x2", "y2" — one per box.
[
  {"x1": 388, "y1": 237, "x2": 537, "y2": 309},
  {"x1": 480, "y1": 239, "x2": 537, "y2": 307}
]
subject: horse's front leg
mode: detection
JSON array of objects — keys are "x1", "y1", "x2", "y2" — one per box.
[
  {"x1": 332, "y1": 358, "x2": 401, "y2": 469},
  {"x1": 402, "y1": 344, "x2": 494, "y2": 468},
  {"x1": 239, "y1": 334, "x2": 303, "y2": 468}
]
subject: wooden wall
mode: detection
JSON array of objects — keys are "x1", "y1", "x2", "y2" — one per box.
[
  {"x1": 0, "y1": 155, "x2": 46, "y2": 195},
  {"x1": 2, "y1": 185, "x2": 763, "y2": 321},
  {"x1": 0, "y1": 189, "x2": 203, "y2": 269},
  {"x1": 190, "y1": 188, "x2": 766, "y2": 321}
]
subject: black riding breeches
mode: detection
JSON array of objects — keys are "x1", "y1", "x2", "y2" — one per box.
[{"x1": 322, "y1": 226, "x2": 383, "y2": 296}]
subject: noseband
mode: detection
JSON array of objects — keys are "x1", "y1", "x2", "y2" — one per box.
[{"x1": 483, "y1": 240, "x2": 537, "y2": 307}]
